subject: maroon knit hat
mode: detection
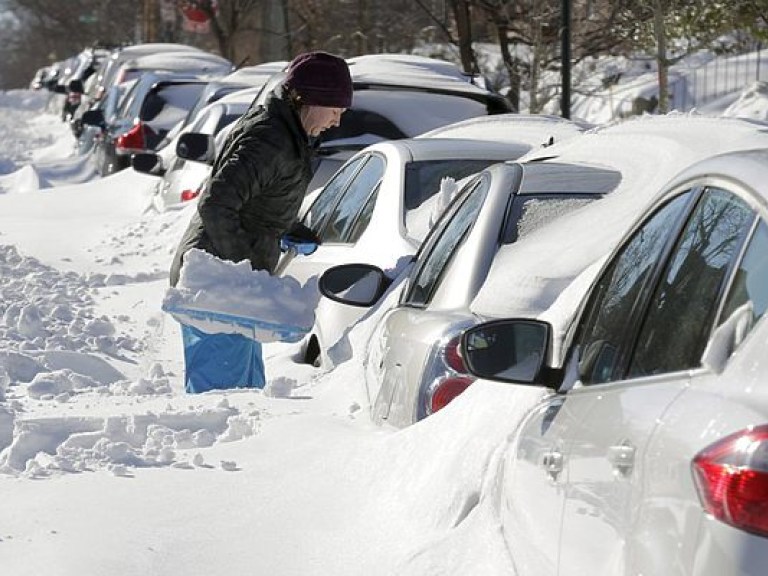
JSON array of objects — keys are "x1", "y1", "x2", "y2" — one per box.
[{"x1": 284, "y1": 51, "x2": 353, "y2": 108}]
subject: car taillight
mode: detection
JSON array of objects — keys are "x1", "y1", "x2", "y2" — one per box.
[
  {"x1": 692, "y1": 425, "x2": 768, "y2": 537},
  {"x1": 443, "y1": 334, "x2": 467, "y2": 372},
  {"x1": 180, "y1": 188, "x2": 201, "y2": 202},
  {"x1": 424, "y1": 335, "x2": 475, "y2": 416},
  {"x1": 429, "y1": 376, "x2": 474, "y2": 414},
  {"x1": 116, "y1": 123, "x2": 146, "y2": 152}
]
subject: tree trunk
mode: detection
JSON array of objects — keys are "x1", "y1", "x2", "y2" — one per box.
[
  {"x1": 496, "y1": 20, "x2": 520, "y2": 112},
  {"x1": 450, "y1": 0, "x2": 476, "y2": 74},
  {"x1": 653, "y1": 0, "x2": 670, "y2": 113}
]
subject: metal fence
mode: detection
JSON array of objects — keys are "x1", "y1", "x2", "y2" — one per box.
[{"x1": 677, "y1": 45, "x2": 767, "y2": 111}]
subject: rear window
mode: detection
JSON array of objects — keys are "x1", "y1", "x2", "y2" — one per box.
[
  {"x1": 351, "y1": 90, "x2": 491, "y2": 137},
  {"x1": 501, "y1": 195, "x2": 597, "y2": 244},
  {"x1": 141, "y1": 83, "x2": 206, "y2": 131},
  {"x1": 404, "y1": 159, "x2": 500, "y2": 242}
]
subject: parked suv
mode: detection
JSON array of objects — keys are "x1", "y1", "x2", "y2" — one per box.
[{"x1": 246, "y1": 53, "x2": 514, "y2": 184}]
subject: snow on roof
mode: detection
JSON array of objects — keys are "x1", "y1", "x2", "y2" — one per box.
[
  {"x1": 216, "y1": 85, "x2": 262, "y2": 105},
  {"x1": 418, "y1": 113, "x2": 591, "y2": 149},
  {"x1": 114, "y1": 43, "x2": 206, "y2": 58},
  {"x1": 347, "y1": 53, "x2": 491, "y2": 95},
  {"x1": 471, "y1": 113, "x2": 768, "y2": 322},
  {"x1": 126, "y1": 51, "x2": 233, "y2": 76},
  {"x1": 222, "y1": 61, "x2": 288, "y2": 84}
]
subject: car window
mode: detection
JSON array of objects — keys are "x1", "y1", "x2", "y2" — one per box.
[
  {"x1": 115, "y1": 78, "x2": 141, "y2": 119},
  {"x1": 321, "y1": 108, "x2": 407, "y2": 143},
  {"x1": 215, "y1": 112, "x2": 242, "y2": 135},
  {"x1": 302, "y1": 156, "x2": 367, "y2": 231},
  {"x1": 321, "y1": 154, "x2": 385, "y2": 243},
  {"x1": 718, "y1": 220, "x2": 768, "y2": 342},
  {"x1": 142, "y1": 84, "x2": 206, "y2": 131},
  {"x1": 403, "y1": 159, "x2": 499, "y2": 241},
  {"x1": 346, "y1": 184, "x2": 380, "y2": 244},
  {"x1": 576, "y1": 191, "x2": 693, "y2": 385},
  {"x1": 628, "y1": 188, "x2": 754, "y2": 377},
  {"x1": 403, "y1": 177, "x2": 489, "y2": 307},
  {"x1": 501, "y1": 194, "x2": 596, "y2": 244}
]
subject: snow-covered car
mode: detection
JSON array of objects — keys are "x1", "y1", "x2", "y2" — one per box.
[
  {"x1": 278, "y1": 137, "x2": 533, "y2": 365},
  {"x1": 320, "y1": 114, "x2": 768, "y2": 428},
  {"x1": 460, "y1": 147, "x2": 768, "y2": 576},
  {"x1": 416, "y1": 112, "x2": 596, "y2": 144},
  {"x1": 82, "y1": 71, "x2": 210, "y2": 176},
  {"x1": 247, "y1": 53, "x2": 515, "y2": 186},
  {"x1": 320, "y1": 160, "x2": 620, "y2": 424},
  {"x1": 72, "y1": 43, "x2": 217, "y2": 138},
  {"x1": 133, "y1": 86, "x2": 262, "y2": 211},
  {"x1": 179, "y1": 61, "x2": 286, "y2": 132}
]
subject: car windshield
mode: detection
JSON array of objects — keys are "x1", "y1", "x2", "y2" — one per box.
[
  {"x1": 502, "y1": 194, "x2": 597, "y2": 244},
  {"x1": 404, "y1": 158, "x2": 500, "y2": 242}
]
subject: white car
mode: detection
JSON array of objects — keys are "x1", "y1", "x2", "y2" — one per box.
[
  {"x1": 279, "y1": 137, "x2": 533, "y2": 365},
  {"x1": 460, "y1": 147, "x2": 768, "y2": 576}
]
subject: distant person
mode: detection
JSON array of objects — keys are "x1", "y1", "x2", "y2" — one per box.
[{"x1": 169, "y1": 51, "x2": 353, "y2": 393}]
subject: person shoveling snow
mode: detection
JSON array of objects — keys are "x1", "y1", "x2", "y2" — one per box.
[{"x1": 165, "y1": 51, "x2": 352, "y2": 393}]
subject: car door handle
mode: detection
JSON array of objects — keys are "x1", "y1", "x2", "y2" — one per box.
[
  {"x1": 542, "y1": 450, "x2": 564, "y2": 480},
  {"x1": 607, "y1": 442, "x2": 636, "y2": 476}
]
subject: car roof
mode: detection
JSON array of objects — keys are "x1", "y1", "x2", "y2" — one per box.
[
  {"x1": 256, "y1": 54, "x2": 508, "y2": 106},
  {"x1": 216, "y1": 85, "x2": 262, "y2": 105},
  {"x1": 523, "y1": 114, "x2": 768, "y2": 164},
  {"x1": 470, "y1": 117, "x2": 768, "y2": 322},
  {"x1": 221, "y1": 61, "x2": 288, "y2": 84},
  {"x1": 658, "y1": 147, "x2": 768, "y2": 206},
  {"x1": 388, "y1": 137, "x2": 530, "y2": 161},
  {"x1": 418, "y1": 113, "x2": 591, "y2": 149},
  {"x1": 111, "y1": 43, "x2": 205, "y2": 59},
  {"x1": 346, "y1": 54, "x2": 486, "y2": 93},
  {"x1": 121, "y1": 51, "x2": 233, "y2": 76}
]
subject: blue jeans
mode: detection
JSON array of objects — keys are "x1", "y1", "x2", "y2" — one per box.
[{"x1": 181, "y1": 324, "x2": 265, "y2": 393}]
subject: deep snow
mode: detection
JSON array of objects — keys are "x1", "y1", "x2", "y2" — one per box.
[{"x1": 0, "y1": 56, "x2": 767, "y2": 575}]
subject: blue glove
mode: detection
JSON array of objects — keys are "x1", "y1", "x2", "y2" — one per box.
[
  {"x1": 280, "y1": 235, "x2": 319, "y2": 255},
  {"x1": 280, "y1": 223, "x2": 320, "y2": 255}
]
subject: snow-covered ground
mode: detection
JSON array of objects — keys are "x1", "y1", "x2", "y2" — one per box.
[
  {"x1": 1, "y1": 58, "x2": 767, "y2": 575},
  {"x1": 0, "y1": 89, "x2": 537, "y2": 576}
]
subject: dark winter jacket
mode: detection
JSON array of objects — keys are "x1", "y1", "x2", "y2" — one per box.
[{"x1": 170, "y1": 85, "x2": 313, "y2": 286}]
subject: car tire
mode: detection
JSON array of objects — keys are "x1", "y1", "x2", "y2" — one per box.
[{"x1": 303, "y1": 335, "x2": 320, "y2": 367}]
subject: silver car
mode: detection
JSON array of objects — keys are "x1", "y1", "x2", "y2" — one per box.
[
  {"x1": 460, "y1": 148, "x2": 768, "y2": 576},
  {"x1": 321, "y1": 114, "x2": 768, "y2": 429},
  {"x1": 281, "y1": 137, "x2": 533, "y2": 365},
  {"x1": 320, "y1": 160, "x2": 621, "y2": 426}
]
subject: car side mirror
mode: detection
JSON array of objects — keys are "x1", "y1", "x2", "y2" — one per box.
[
  {"x1": 461, "y1": 319, "x2": 552, "y2": 385},
  {"x1": 319, "y1": 264, "x2": 391, "y2": 307},
  {"x1": 132, "y1": 152, "x2": 164, "y2": 176},
  {"x1": 177, "y1": 132, "x2": 216, "y2": 164},
  {"x1": 81, "y1": 109, "x2": 105, "y2": 128}
]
